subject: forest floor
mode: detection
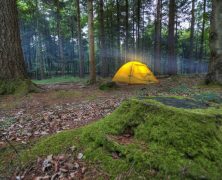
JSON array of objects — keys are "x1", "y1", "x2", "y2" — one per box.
[{"x1": 0, "y1": 75, "x2": 222, "y2": 179}]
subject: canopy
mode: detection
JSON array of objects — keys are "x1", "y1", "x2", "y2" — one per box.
[{"x1": 112, "y1": 61, "x2": 159, "y2": 85}]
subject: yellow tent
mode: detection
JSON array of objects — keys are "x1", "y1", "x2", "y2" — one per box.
[{"x1": 112, "y1": 61, "x2": 159, "y2": 85}]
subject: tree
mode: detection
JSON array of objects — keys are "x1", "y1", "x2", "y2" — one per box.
[
  {"x1": 0, "y1": 0, "x2": 36, "y2": 94},
  {"x1": 154, "y1": 0, "x2": 162, "y2": 75},
  {"x1": 125, "y1": 0, "x2": 129, "y2": 61},
  {"x1": 206, "y1": 0, "x2": 222, "y2": 84},
  {"x1": 87, "y1": 0, "x2": 96, "y2": 83},
  {"x1": 55, "y1": 0, "x2": 65, "y2": 75},
  {"x1": 189, "y1": 0, "x2": 195, "y2": 59},
  {"x1": 199, "y1": 0, "x2": 207, "y2": 60},
  {"x1": 167, "y1": 0, "x2": 177, "y2": 75},
  {"x1": 76, "y1": 0, "x2": 84, "y2": 77},
  {"x1": 99, "y1": 0, "x2": 108, "y2": 77}
]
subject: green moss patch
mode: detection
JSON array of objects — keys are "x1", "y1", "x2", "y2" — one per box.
[
  {"x1": 0, "y1": 79, "x2": 39, "y2": 95},
  {"x1": 19, "y1": 98, "x2": 222, "y2": 179}
]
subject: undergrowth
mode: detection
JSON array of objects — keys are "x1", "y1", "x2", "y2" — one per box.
[{"x1": 32, "y1": 76, "x2": 87, "y2": 85}]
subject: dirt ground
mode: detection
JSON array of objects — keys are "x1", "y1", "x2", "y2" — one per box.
[
  {"x1": 1, "y1": 75, "x2": 221, "y2": 147},
  {"x1": 1, "y1": 75, "x2": 222, "y2": 179}
]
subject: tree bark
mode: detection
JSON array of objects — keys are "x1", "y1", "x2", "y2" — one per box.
[
  {"x1": 99, "y1": 0, "x2": 108, "y2": 77},
  {"x1": 0, "y1": 0, "x2": 27, "y2": 80},
  {"x1": 55, "y1": 0, "x2": 65, "y2": 76},
  {"x1": 188, "y1": 0, "x2": 195, "y2": 73},
  {"x1": 189, "y1": 0, "x2": 195, "y2": 59},
  {"x1": 167, "y1": 0, "x2": 177, "y2": 75},
  {"x1": 154, "y1": 0, "x2": 162, "y2": 75},
  {"x1": 76, "y1": 0, "x2": 84, "y2": 77},
  {"x1": 0, "y1": 0, "x2": 38, "y2": 94},
  {"x1": 125, "y1": 0, "x2": 129, "y2": 62},
  {"x1": 116, "y1": 0, "x2": 121, "y2": 68},
  {"x1": 199, "y1": 0, "x2": 207, "y2": 60},
  {"x1": 87, "y1": 0, "x2": 96, "y2": 83},
  {"x1": 136, "y1": 0, "x2": 141, "y2": 56},
  {"x1": 206, "y1": 0, "x2": 222, "y2": 84}
]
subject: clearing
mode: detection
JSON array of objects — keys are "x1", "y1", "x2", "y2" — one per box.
[{"x1": 0, "y1": 75, "x2": 222, "y2": 179}]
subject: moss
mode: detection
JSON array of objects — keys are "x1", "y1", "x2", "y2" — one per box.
[
  {"x1": 18, "y1": 98, "x2": 222, "y2": 179},
  {"x1": 99, "y1": 82, "x2": 118, "y2": 91},
  {"x1": 0, "y1": 79, "x2": 39, "y2": 95}
]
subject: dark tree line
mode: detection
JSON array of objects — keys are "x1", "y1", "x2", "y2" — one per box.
[
  {"x1": 0, "y1": 0, "x2": 221, "y2": 94},
  {"x1": 15, "y1": 0, "x2": 212, "y2": 80}
]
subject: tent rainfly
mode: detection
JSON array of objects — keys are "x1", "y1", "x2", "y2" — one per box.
[{"x1": 112, "y1": 61, "x2": 159, "y2": 85}]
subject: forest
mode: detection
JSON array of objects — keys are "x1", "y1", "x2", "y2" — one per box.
[
  {"x1": 0, "y1": 0, "x2": 222, "y2": 179},
  {"x1": 18, "y1": 0, "x2": 211, "y2": 79}
]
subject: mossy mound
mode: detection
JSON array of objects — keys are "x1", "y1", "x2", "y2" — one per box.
[
  {"x1": 0, "y1": 79, "x2": 39, "y2": 95},
  {"x1": 20, "y1": 98, "x2": 222, "y2": 179},
  {"x1": 99, "y1": 81, "x2": 118, "y2": 90}
]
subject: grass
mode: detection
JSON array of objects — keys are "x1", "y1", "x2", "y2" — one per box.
[
  {"x1": 32, "y1": 76, "x2": 87, "y2": 85},
  {"x1": 16, "y1": 97, "x2": 222, "y2": 179}
]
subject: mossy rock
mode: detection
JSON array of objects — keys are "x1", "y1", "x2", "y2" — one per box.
[
  {"x1": 99, "y1": 81, "x2": 118, "y2": 90},
  {"x1": 19, "y1": 97, "x2": 222, "y2": 179},
  {"x1": 0, "y1": 79, "x2": 39, "y2": 95}
]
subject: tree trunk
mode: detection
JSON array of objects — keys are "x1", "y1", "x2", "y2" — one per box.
[
  {"x1": 125, "y1": 0, "x2": 129, "y2": 62},
  {"x1": 188, "y1": 0, "x2": 195, "y2": 73},
  {"x1": 87, "y1": 0, "x2": 96, "y2": 83},
  {"x1": 0, "y1": 0, "x2": 37, "y2": 94},
  {"x1": 189, "y1": 0, "x2": 195, "y2": 59},
  {"x1": 56, "y1": 0, "x2": 65, "y2": 76},
  {"x1": 116, "y1": 0, "x2": 121, "y2": 68},
  {"x1": 99, "y1": 0, "x2": 108, "y2": 77},
  {"x1": 206, "y1": 0, "x2": 222, "y2": 84},
  {"x1": 76, "y1": 0, "x2": 84, "y2": 77},
  {"x1": 136, "y1": 0, "x2": 141, "y2": 56},
  {"x1": 167, "y1": 0, "x2": 177, "y2": 75},
  {"x1": 154, "y1": 0, "x2": 162, "y2": 75},
  {"x1": 199, "y1": 0, "x2": 207, "y2": 60}
]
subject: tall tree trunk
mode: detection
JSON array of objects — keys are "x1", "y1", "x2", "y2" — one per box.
[
  {"x1": 188, "y1": 0, "x2": 195, "y2": 73},
  {"x1": 167, "y1": 0, "x2": 177, "y2": 75},
  {"x1": 76, "y1": 0, "x2": 84, "y2": 77},
  {"x1": 189, "y1": 0, "x2": 195, "y2": 59},
  {"x1": 125, "y1": 0, "x2": 129, "y2": 62},
  {"x1": 199, "y1": 0, "x2": 206, "y2": 60},
  {"x1": 87, "y1": 0, "x2": 96, "y2": 83},
  {"x1": 206, "y1": 0, "x2": 222, "y2": 84},
  {"x1": 154, "y1": 0, "x2": 162, "y2": 75},
  {"x1": 99, "y1": 0, "x2": 108, "y2": 77},
  {"x1": 56, "y1": 0, "x2": 65, "y2": 76},
  {"x1": 136, "y1": 0, "x2": 141, "y2": 56},
  {"x1": 116, "y1": 0, "x2": 121, "y2": 68},
  {"x1": 0, "y1": 0, "x2": 36, "y2": 94}
]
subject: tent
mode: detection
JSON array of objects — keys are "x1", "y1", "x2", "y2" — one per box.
[{"x1": 112, "y1": 61, "x2": 159, "y2": 85}]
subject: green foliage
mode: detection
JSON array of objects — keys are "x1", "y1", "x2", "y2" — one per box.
[
  {"x1": 192, "y1": 92, "x2": 222, "y2": 104},
  {"x1": 169, "y1": 84, "x2": 193, "y2": 95},
  {"x1": 32, "y1": 76, "x2": 87, "y2": 85},
  {"x1": 0, "y1": 118, "x2": 16, "y2": 130},
  {"x1": 19, "y1": 98, "x2": 222, "y2": 179}
]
